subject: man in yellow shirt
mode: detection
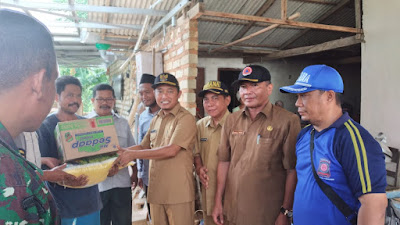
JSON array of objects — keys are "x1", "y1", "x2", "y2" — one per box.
[
  {"x1": 115, "y1": 73, "x2": 196, "y2": 225},
  {"x1": 194, "y1": 81, "x2": 231, "y2": 225}
]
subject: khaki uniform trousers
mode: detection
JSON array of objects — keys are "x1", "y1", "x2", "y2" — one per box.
[
  {"x1": 150, "y1": 201, "x2": 194, "y2": 225},
  {"x1": 204, "y1": 215, "x2": 217, "y2": 225}
]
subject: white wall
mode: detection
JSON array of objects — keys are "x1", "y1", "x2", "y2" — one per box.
[
  {"x1": 362, "y1": 0, "x2": 400, "y2": 149},
  {"x1": 198, "y1": 58, "x2": 310, "y2": 113}
]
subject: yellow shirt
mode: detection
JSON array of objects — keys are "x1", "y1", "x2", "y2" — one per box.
[
  {"x1": 141, "y1": 103, "x2": 196, "y2": 204},
  {"x1": 194, "y1": 110, "x2": 230, "y2": 215}
]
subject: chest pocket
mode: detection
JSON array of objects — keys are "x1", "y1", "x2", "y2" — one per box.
[{"x1": 150, "y1": 131, "x2": 157, "y2": 148}]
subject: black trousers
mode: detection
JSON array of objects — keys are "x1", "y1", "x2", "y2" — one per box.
[{"x1": 100, "y1": 187, "x2": 132, "y2": 225}]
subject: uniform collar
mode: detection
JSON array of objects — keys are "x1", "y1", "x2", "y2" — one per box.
[
  {"x1": 0, "y1": 122, "x2": 18, "y2": 152},
  {"x1": 158, "y1": 102, "x2": 181, "y2": 117},
  {"x1": 146, "y1": 107, "x2": 160, "y2": 116},
  {"x1": 312, "y1": 112, "x2": 350, "y2": 137},
  {"x1": 87, "y1": 110, "x2": 120, "y2": 119},
  {"x1": 205, "y1": 109, "x2": 230, "y2": 128},
  {"x1": 327, "y1": 112, "x2": 350, "y2": 129},
  {"x1": 242, "y1": 101, "x2": 273, "y2": 119}
]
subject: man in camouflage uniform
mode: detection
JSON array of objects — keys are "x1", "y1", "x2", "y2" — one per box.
[{"x1": 0, "y1": 9, "x2": 58, "y2": 224}]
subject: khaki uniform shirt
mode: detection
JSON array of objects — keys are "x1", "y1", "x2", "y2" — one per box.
[
  {"x1": 218, "y1": 102, "x2": 300, "y2": 225},
  {"x1": 194, "y1": 110, "x2": 230, "y2": 216},
  {"x1": 141, "y1": 103, "x2": 196, "y2": 204}
]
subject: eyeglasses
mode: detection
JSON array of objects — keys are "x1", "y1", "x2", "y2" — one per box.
[{"x1": 95, "y1": 98, "x2": 115, "y2": 103}]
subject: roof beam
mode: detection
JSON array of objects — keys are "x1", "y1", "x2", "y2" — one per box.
[
  {"x1": 148, "y1": 0, "x2": 191, "y2": 35},
  {"x1": 279, "y1": 0, "x2": 351, "y2": 49},
  {"x1": 45, "y1": 22, "x2": 142, "y2": 30},
  {"x1": 100, "y1": 0, "x2": 111, "y2": 40},
  {"x1": 201, "y1": 9, "x2": 361, "y2": 33},
  {"x1": 210, "y1": 13, "x2": 300, "y2": 53},
  {"x1": 55, "y1": 45, "x2": 97, "y2": 50},
  {"x1": 243, "y1": 35, "x2": 362, "y2": 63},
  {"x1": 290, "y1": 0, "x2": 337, "y2": 5},
  {"x1": 57, "y1": 51, "x2": 100, "y2": 56},
  {"x1": 231, "y1": 0, "x2": 275, "y2": 41},
  {"x1": 0, "y1": 1, "x2": 168, "y2": 16}
]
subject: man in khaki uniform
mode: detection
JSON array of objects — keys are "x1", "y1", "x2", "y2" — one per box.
[
  {"x1": 115, "y1": 73, "x2": 196, "y2": 225},
  {"x1": 194, "y1": 81, "x2": 231, "y2": 225},
  {"x1": 212, "y1": 65, "x2": 301, "y2": 225}
]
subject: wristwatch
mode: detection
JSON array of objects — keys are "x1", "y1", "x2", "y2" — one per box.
[{"x1": 280, "y1": 206, "x2": 293, "y2": 218}]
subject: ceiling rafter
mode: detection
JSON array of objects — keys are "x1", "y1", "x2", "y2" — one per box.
[
  {"x1": 0, "y1": 1, "x2": 168, "y2": 16},
  {"x1": 231, "y1": 0, "x2": 275, "y2": 41},
  {"x1": 279, "y1": 0, "x2": 351, "y2": 49}
]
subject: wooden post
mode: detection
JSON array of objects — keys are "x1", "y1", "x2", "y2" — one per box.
[
  {"x1": 281, "y1": 0, "x2": 287, "y2": 20},
  {"x1": 354, "y1": 0, "x2": 362, "y2": 39}
]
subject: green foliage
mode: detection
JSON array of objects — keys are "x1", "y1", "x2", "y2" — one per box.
[
  {"x1": 53, "y1": 0, "x2": 88, "y2": 20},
  {"x1": 59, "y1": 67, "x2": 108, "y2": 114}
]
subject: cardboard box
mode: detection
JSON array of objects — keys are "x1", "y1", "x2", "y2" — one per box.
[{"x1": 55, "y1": 116, "x2": 119, "y2": 162}]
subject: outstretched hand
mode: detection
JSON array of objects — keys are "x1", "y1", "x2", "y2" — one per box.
[{"x1": 112, "y1": 145, "x2": 135, "y2": 168}]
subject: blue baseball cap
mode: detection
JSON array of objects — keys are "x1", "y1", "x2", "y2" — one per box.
[{"x1": 280, "y1": 65, "x2": 344, "y2": 93}]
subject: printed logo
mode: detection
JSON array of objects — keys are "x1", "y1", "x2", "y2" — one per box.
[
  {"x1": 317, "y1": 158, "x2": 331, "y2": 178},
  {"x1": 204, "y1": 81, "x2": 221, "y2": 90},
  {"x1": 242, "y1": 67, "x2": 252, "y2": 76},
  {"x1": 160, "y1": 74, "x2": 168, "y2": 82},
  {"x1": 65, "y1": 132, "x2": 73, "y2": 142},
  {"x1": 297, "y1": 72, "x2": 311, "y2": 83}
]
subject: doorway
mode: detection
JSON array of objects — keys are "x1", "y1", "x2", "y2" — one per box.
[{"x1": 218, "y1": 68, "x2": 241, "y2": 112}]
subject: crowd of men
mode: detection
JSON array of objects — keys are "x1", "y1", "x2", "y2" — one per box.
[{"x1": 0, "y1": 9, "x2": 389, "y2": 225}]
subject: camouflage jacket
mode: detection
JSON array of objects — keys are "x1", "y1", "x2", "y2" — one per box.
[{"x1": 0, "y1": 122, "x2": 57, "y2": 224}]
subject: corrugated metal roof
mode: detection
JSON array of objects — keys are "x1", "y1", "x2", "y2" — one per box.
[{"x1": 2, "y1": 0, "x2": 358, "y2": 67}]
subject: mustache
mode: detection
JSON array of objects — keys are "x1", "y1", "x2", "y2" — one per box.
[
  {"x1": 68, "y1": 103, "x2": 80, "y2": 108},
  {"x1": 100, "y1": 105, "x2": 111, "y2": 109}
]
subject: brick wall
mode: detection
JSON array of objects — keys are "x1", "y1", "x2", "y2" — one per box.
[{"x1": 142, "y1": 15, "x2": 199, "y2": 115}]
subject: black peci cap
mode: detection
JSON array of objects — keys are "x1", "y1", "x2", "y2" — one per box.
[{"x1": 140, "y1": 73, "x2": 155, "y2": 85}]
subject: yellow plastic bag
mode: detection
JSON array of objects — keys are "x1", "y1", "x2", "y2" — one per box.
[{"x1": 58, "y1": 157, "x2": 134, "y2": 189}]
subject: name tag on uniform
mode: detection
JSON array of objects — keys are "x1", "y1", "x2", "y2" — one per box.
[
  {"x1": 200, "y1": 138, "x2": 207, "y2": 142},
  {"x1": 150, "y1": 129, "x2": 157, "y2": 133},
  {"x1": 232, "y1": 130, "x2": 245, "y2": 135}
]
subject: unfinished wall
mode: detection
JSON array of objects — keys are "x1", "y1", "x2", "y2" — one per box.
[
  {"x1": 142, "y1": 15, "x2": 199, "y2": 115},
  {"x1": 198, "y1": 58, "x2": 361, "y2": 115},
  {"x1": 109, "y1": 60, "x2": 136, "y2": 119},
  {"x1": 198, "y1": 58, "x2": 309, "y2": 113},
  {"x1": 362, "y1": 0, "x2": 400, "y2": 148}
]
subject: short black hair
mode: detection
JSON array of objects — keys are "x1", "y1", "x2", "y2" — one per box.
[
  {"x1": 56, "y1": 76, "x2": 82, "y2": 95},
  {"x1": 92, "y1": 83, "x2": 115, "y2": 98},
  {"x1": 0, "y1": 10, "x2": 57, "y2": 93},
  {"x1": 319, "y1": 90, "x2": 342, "y2": 106}
]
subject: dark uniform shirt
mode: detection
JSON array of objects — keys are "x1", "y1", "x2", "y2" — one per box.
[
  {"x1": 0, "y1": 122, "x2": 57, "y2": 224},
  {"x1": 218, "y1": 102, "x2": 300, "y2": 225}
]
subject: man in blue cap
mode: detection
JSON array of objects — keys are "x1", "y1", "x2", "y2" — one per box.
[{"x1": 280, "y1": 65, "x2": 387, "y2": 225}]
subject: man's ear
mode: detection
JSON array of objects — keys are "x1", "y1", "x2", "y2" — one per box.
[
  {"x1": 91, "y1": 98, "x2": 95, "y2": 104},
  {"x1": 326, "y1": 90, "x2": 336, "y2": 102},
  {"x1": 225, "y1": 95, "x2": 231, "y2": 107},
  {"x1": 31, "y1": 69, "x2": 47, "y2": 99},
  {"x1": 177, "y1": 90, "x2": 182, "y2": 99},
  {"x1": 267, "y1": 83, "x2": 274, "y2": 95}
]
